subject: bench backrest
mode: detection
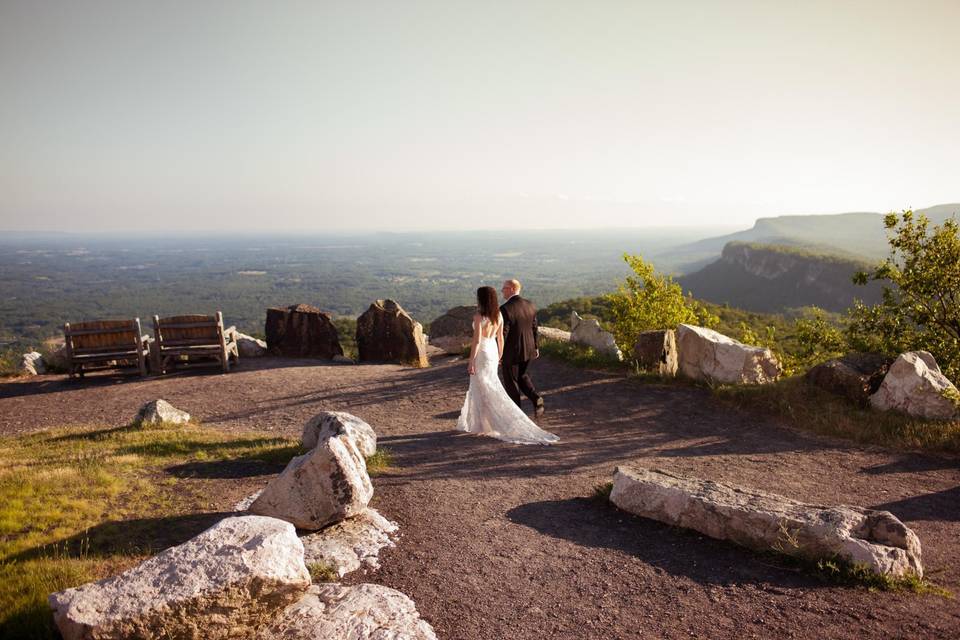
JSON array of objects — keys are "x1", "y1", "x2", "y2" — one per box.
[
  {"x1": 65, "y1": 319, "x2": 142, "y2": 354},
  {"x1": 154, "y1": 313, "x2": 224, "y2": 347}
]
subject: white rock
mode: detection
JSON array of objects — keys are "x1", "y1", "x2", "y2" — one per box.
[
  {"x1": 234, "y1": 489, "x2": 265, "y2": 512},
  {"x1": 259, "y1": 583, "x2": 437, "y2": 640},
  {"x1": 49, "y1": 516, "x2": 312, "y2": 640},
  {"x1": 249, "y1": 436, "x2": 373, "y2": 530},
  {"x1": 302, "y1": 411, "x2": 377, "y2": 457},
  {"x1": 869, "y1": 351, "x2": 960, "y2": 420},
  {"x1": 676, "y1": 323, "x2": 781, "y2": 384},
  {"x1": 19, "y1": 351, "x2": 45, "y2": 375},
  {"x1": 570, "y1": 311, "x2": 622, "y2": 360},
  {"x1": 300, "y1": 508, "x2": 399, "y2": 578},
  {"x1": 610, "y1": 466, "x2": 923, "y2": 578},
  {"x1": 237, "y1": 332, "x2": 268, "y2": 357},
  {"x1": 538, "y1": 326, "x2": 572, "y2": 343},
  {"x1": 136, "y1": 399, "x2": 191, "y2": 425}
]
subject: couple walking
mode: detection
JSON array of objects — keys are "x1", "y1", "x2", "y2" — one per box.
[{"x1": 456, "y1": 279, "x2": 559, "y2": 445}]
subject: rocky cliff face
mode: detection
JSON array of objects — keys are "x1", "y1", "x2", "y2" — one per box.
[{"x1": 677, "y1": 242, "x2": 885, "y2": 313}]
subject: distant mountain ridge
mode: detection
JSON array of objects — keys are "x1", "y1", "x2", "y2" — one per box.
[
  {"x1": 677, "y1": 241, "x2": 885, "y2": 313},
  {"x1": 656, "y1": 203, "x2": 960, "y2": 274}
]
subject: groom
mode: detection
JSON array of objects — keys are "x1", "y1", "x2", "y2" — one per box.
[{"x1": 499, "y1": 279, "x2": 544, "y2": 417}]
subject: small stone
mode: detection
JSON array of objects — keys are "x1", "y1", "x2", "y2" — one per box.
[
  {"x1": 135, "y1": 399, "x2": 190, "y2": 425},
  {"x1": 236, "y1": 332, "x2": 268, "y2": 357}
]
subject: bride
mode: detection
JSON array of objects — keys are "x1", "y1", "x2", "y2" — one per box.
[{"x1": 456, "y1": 286, "x2": 559, "y2": 445}]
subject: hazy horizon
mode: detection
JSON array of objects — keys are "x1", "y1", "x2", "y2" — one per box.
[{"x1": 2, "y1": 1, "x2": 958, "y2": 232}]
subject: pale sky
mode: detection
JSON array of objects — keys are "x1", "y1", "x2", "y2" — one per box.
[{"x1": 1, "y1": 0, "x2": 957, "y2": 232}]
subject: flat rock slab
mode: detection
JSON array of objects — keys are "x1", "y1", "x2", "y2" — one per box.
[
  {"x1": 676, "y1": 323, "x2": 781, "y2": 384},
  {"x1": 49, "y1": 516, "x2": 311, "y2": 640},
  {"x1": 610, "y1": 466, "x2": 922, "y2": 577},
  {"x1": 258, "y1": 583, "x2": 437, "y2": 640},
  {"x1": 249, "y1": 435, "x2": 373, "y2": 530},
  {"x1": 301, "y1": 508, "x2": 399, "y2": 578},
  {"x1": 302, "y1": 410, "x2": 377, "y2": 457}
]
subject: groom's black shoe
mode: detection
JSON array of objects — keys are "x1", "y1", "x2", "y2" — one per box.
[{"x1": 535, "y1": 397, "x2": 545, "y2": 418}]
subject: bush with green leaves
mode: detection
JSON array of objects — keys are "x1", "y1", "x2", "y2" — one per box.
[
  {"x1": 606, "y1": 254, "x2": 718, "y2": 357},
  {"x1": 845, "y1": 211, "x2": 960, "y2": 381}
]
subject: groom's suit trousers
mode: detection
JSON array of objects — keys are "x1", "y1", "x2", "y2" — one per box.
[{"x1": 501, "y1": 357, "x2": 539, "y2": 409}]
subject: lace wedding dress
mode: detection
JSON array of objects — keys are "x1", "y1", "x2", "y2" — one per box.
[{"x1": 456, "y1": 314, "x2": 559, "y2": 445}]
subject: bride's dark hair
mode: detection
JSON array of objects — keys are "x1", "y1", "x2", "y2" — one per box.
[{"x1": 476, "y1": 286, "x2": 499, "y2": 325}]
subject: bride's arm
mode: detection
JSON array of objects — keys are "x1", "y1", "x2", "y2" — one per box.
[
  {"x1": 496, "y1": 316, "x2": 504, "y2": 361},
  {"x1": 468, "y1": 314, "x2": 481, "y2": 375}
]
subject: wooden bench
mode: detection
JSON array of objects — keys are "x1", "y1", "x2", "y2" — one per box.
[
  {"x1": 152, "y1": 312, "x2": 239, "y2": 374},
  {"x1": 63, "y1": 318, "x2": 150, "y2": 378}
]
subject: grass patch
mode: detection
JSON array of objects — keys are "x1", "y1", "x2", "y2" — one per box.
[
  {"x1": 0, "y1": 349, "x2": 22, "y2": 378},
  {"x1": 714, "y1": 376, "x2": 960, "y2": 454},
  {"x1": 307, "y1": 561, "x2": 339, "y2": 583},
  {"x1": 539, "y1": 339, "x2": 626, "y2": 371},
  {"x1": 0, "y1": 420, "x2": 300, "y2": 638},
  {"x1": 365, "y1": 448, "x2": 394, "y2": 476}
]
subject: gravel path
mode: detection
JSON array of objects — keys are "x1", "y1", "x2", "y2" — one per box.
[{"x1": 2, "y1": 355, "x2": 958, "y2": 639}]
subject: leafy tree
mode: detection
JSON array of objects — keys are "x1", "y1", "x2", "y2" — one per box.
[
  {"x1": 848, "y1": 211, "x2": 960, "y2": 380},
  {"x1": 606, "y1": 254, "x2": 717, "y2": 356}
]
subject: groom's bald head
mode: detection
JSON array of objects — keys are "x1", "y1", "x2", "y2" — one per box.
[{"x1": 502, "y1": 279, "x2": 521, "y2": 299}]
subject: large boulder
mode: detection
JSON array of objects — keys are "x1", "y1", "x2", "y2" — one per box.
[
  {"x1": 356, "y1": 299, "x2": 428, "y2": 367},
  {"x1": 302, "y1": 411, "x2": 377, "y2": 457},
  {"x1": 676, "y1": 324, "x2": 781, "y2": 384},
  {"x1": 249, "y1": 435, "x2": 373, "y2": 530},
  {"x1": 19, "y1": 351, "x2": 45, "y2": 375},
  {"x1": 44, "y1": 340, "x2": 69, "y2": 371},
  {"x1": 806, "y1": 353, "x2": 894, "y2": 406},
  {"x1": 49, "y1": 516, "x2": 311, "y2": 640},
  {"x1": 633, "y1": 329, "x2": 678, "y2": 376},
  {"x1": 610, "y1": 466, "x2": 922, "y2": 578},
  {"x1": 135, "y1": 399, "x2": 190, "y2": 425},
  {"x1": 570, "y1": 311, "x2": 622, "y2": 360},
  {"x1": 538, "y1": 326, "x2": 571, "y2": 343},
  {"x1": 258, "y1": 583, "x2": 437, "y2": 640},
  {"x1": 300, "y1": 508, "x2": 399, "y2": 578},
  {"x1": 869, "y1": 351, "x2": 960, "y2": 420},
  {"x1": 266, "y1": 304, "x2": 344, "y2": 359},
  {"x1": 237, "y1": 332, "x2": 268, "y2": 357},
  {"x1": 428, "y1": 305, "x2": 476, "y2": 354}
]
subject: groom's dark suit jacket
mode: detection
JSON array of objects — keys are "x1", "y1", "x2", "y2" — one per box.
[{"x1": 500, "y1": 295, "x2": 538, "y2": 363}]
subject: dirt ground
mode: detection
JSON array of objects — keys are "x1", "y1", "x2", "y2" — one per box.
[{"x1": 1, "y1": 354, "x2": 958, "y2": 639}]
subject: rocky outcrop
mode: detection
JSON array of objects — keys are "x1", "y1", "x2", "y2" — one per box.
[
  {"x1": 49, "y1": 516, "x2": 311, "y2": 640},
  {"x1": 237, "y1": 332, "x2": 268, "y2": 357},
  {"x1": 610, "y1": 466, "x2": 922, "y2": 577},
  {"x1": 570, "y1": 311, "x2": 622, "y2": 360},
  {"x1": 266, "y1": 304, "x2": 344, "y2": 359},
  {"x1": 356, "y1": 299, "x2": 428, "y2": 367},
  {"x1": 806, "y1": 353, "x2": 893, "y2": 406},
  {"x1": 676, "y1": 324, "x2": 781, "y2": 384},
  {"x1": 249, "y1": 435, "x2": 373, "y2": 530},
  {"x1": 634, "y1": 329, "x2": 678, "y2": 376},
  {"x1": 300, "y1": 508, "x2": 399, "y2": 578},
  {"x1": 538, "y1": 326, "x2": 571, "y2": 342},
  {"x1": 302, "y1": 411, "x2": 377, "y2": 457},
  {"x1": 259, "y1": 583, "x2": 437, "y2": 640},
  {"x1": 869, "y1": 351, "x2": 960, "y2": 420},
  {"x1": 428, "y1": 305, "x2": 476, "y2": 354},
  {"x1": 19, "y1": 351, "x2": 45, "y2": 375},
  {"x1": 135, "y1": 399, "x2": 190, "y2": 425}
]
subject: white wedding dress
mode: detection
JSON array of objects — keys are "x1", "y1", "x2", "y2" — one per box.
[{"x1": 456, "y1": 314, "x2": 559, "y2": 445}]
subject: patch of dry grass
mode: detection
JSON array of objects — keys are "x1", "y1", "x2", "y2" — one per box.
[
  {"x1": 0, "y1": 420, "x2": 300, "y2": 638},
  {"x1": 714, "y1": 377, "x2": 960, "y2": 454}
]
